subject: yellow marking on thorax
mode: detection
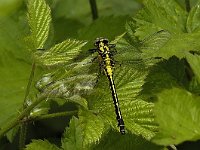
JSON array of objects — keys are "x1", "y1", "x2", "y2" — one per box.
[{"x1": 100, "y1": 43, "x2": 113, "y2": 77}]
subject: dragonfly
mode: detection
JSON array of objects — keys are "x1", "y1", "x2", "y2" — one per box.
[{"x1": 90, "y1": 37, "x2": 125, "y2": 134}]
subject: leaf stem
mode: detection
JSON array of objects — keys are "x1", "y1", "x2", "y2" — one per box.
[
  {"x1": 185, "y1": 0, "x2": 191, "y2": 12},
  {"x1": 23, "y1": 110, "x2": 78, "y2": 122},
  {"x1": 0, "y1": 93, "x2": 47, "y2": 140},
  {"x1": 19, "y1": 61, "x2": 36, "y2": 150},
  {"x1": 23, "y1": 62, "x2": 36, "y2": 108},
  {"x1": 89, "y1": 0, "x2": 98, "y2": 20}
]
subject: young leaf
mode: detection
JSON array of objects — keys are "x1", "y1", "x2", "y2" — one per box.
[
  {"x1": 153, "y1": 88, "x2": 200, "y2": 145},
  {"x1": 187, "y1": 0, "x2": 200, "y2": 33},
  {"x1": 62, "y1": 116, "x2": 83, "y2": 150},
  {"x1": 25, "y1": 139, "x2": 60, "y2": 150},
  {"x1": 34, "y1": 39, "x2": 87, "y2": 66},
  {"x1": 27, "y1": 0, "x2": 51, "y2": 49}
]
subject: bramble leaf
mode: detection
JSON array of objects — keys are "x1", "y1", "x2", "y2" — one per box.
[
  {"x1": 62, "y1": 116, "x2": 83, "y2": 150},
  {"x1": 134, "y1": 0, "x2": 187, "y2": 39},
  {"x1": 78, "y1": 110, "x2": 105, "y2": 148},
  {"x1": 25, "y1": 139, "x2": 60, "y2": 150},
  {"x1": 93, "y1": 131, "x2": 163, "y2": 150},
  {"x1": 27, "y1": 0, "x2": 51, "y2": 49},
  {"x1": 153, "y1": 88, "x2": 200, "y2": 145},
  {"x1": 35, "y1": 39, "x2": 87, "y2": 66}
]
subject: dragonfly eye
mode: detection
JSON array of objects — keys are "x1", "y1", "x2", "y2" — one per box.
[{"x1": 102, "y1": 39, "x2": 109, "y2": 45}]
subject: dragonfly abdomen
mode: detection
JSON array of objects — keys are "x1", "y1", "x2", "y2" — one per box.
[{"x1": 107, "y1": 75, "x2": 125, "y2": 134}]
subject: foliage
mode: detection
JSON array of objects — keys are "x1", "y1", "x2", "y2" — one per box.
[{"x1": 1, "y1": 0, "x2": 200, "y2": 150}]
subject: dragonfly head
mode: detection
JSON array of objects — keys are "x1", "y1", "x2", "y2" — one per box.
[{"x1": 94, "y1": 37, "x2": 109, "y2": 47}]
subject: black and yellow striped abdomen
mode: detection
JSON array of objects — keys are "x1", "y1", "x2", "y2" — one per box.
[{"x1": 93, "y1": 38, "x2": 125, "y2": 134}]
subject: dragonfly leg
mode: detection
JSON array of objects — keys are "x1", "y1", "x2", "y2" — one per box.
[{"x1": 89, "y1": 48, "x2": 97, "y2": 53}]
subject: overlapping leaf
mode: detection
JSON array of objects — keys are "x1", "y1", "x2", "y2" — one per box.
[
  {"x1": 93, "y1": 131, "x2": 163, "y2": 150},
  {"x1": 131, "y1": 0, "x2": 200, "y2": 60},
  {"x1": 140, "y1": 31, "x2": 200, "y2": 59}
]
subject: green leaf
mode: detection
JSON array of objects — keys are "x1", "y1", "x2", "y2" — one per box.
[
  {"x1": 93, "y1": 131, "x2": 164, "y2": 150},
  {"x1": 90, "y1": 67, "x2": 157, "y2": 140},
  {"x1": 187, "y1": 0, "x2": 200, "y2": 33},
  {"x1": 134, "y1": 0, "x2": 187, "y2": 39},
  {"x1": 124, "y1": 100, "x2": 157, "y2": 140},
  {"x1": 141, "y1": 57, "x2": 186, "y2": 98},
  {"x1": 62, "y1": 116, "x2": 83, "y2": 150},
  {"x1": 35, "y1": 39, "x2": 87, "y2": 66},
  {"x1": 143, "y1": 32, "x2": 200, "y2": 59},
  {"x1": 130, "y1": 0, "x2": 200, "y2": 60},
  {"x1": 27, "y1": 0, "x2": 51, "y2": 49},
  {"x1": 25, "y1": 139, "x2": 60, "y2": 150},
  {"x1": 186, "y1": 53, "x2": 200, "y2": 83},
  {"x1": 139, "y1": 29, "x2": 200, "y2": 59},
  {"x1": 153, "y1": 88, "x2": 200, "y2": 145},
  {"x1": 0, "y1": 17, "x2": 30, "y2": 131},
  {"x1": 78, "y1": 110, "x2": 105, "y2": 148}
]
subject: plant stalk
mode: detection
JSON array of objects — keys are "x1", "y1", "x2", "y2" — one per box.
[
  {"x1": 0, "y1": 93, "x2": 47, "y2": 140},
  {"x1": 23, "y1": 110, "x2": 78, "y2": 123},
  {"x1": 19, "y1": 61, "x2": 36, "y2": 150},
  {"x1": 185, "y1": 0, "x2": 191, "y2": 12},
  {"x1": 89, "y1": 0, "x2": 98, "y2": 20}
]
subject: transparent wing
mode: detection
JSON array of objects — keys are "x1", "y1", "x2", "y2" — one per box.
[
  {"x1": 111, "y1": 30, "x2": 171, "y2": 70},
  {"x1": 35, "y1": 55, "x2": 99, "y2": 100}
]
